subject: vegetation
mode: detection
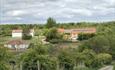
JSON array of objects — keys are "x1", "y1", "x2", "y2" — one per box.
[
  {"x1": 0, "y1": 19, "x2": 115, "y2": 70},
  {"x1": 22, "y1": 34, "x2": 32, "y2": 40},
  {"x1": 77, "y1": 33, "x2": 95, "y2": 41},
  {"x1": 45, "y1": 27, "x2": 63, "y2": 43},
  {"x1": 0, "y1": 46, "x2": 12, "y2": 70},
  {"x1": 45, "y1": 17, "x2": 57, "y2": 28}
]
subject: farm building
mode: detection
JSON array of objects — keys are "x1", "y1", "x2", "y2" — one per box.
[
  {"x1": 12, "y1": 29, "x2": 35, "y2": 38},
  {"x1": 58, "y1": 28, "x2": 96, "y2": 40},
  {"x1": 12, "y1": 29, "x2": 23, "y2": 38},
  {"x1": 4, "y1": 39, "x2": 29, "y2": 51}
]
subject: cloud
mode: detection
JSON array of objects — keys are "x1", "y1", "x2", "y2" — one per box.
[
  {"x1": 0, "y1": 0, "x2": 115, "y2": 24},
  {"x1": 6, "y1": 10, "x2": 27, "y2": 16}
]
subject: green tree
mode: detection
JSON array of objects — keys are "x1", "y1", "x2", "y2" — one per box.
[
  {"x1": 58, "y1": 49, "x2": 75, "y2": 70},
  {"x1": 79, "y1": 35, "x2": 110, "y2": 53},
  {"x1": 0, "y1": 47, "x2": 12, "y2": 70},
  {"x1": 45, "y1": 28, "x2": 63, "y2": 43},
  {"x1": 82, "y1": 49, "x2": 96, "y2": 67},
  {"x1": 77, "y1": 33, "x2": 95, "y2": 41},
  {"x1": 46, "y1": 17, "x2": 56, "y2": 28},
  {"x1": 20, "y1": 42, "x2": 57, "y2": 70},
  {"x1": 96, "y1": 53, "x2": 112, "y2": 65}
]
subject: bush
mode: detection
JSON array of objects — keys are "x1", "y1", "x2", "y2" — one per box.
[
  {"x1": 77, "y1": 33, "x2": 95, "y2": 41},
  {"x1": 22, "y1": 34, "x2": 32, "y2": 40},
  {"x1": 49, "y1": 39, "x2": 64, "y2": 44},
  {"x1": 96, "y1": 53, "x2": 112, "y2": 65}
]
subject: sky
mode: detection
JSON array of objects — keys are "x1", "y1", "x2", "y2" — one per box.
[{"x1": 0, "y1": 0, "x2": 115, "y2": 24}]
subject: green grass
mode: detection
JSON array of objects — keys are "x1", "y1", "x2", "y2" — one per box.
[
  {"x1": 55, "y1": 42, "x2": 79, "y2": 48},
  {"x1": 0, "y1": 36, "x2": 11, "y2": 44},
  {"x1": 0, "y1": 36, "x2": 31, "y2": 45}
]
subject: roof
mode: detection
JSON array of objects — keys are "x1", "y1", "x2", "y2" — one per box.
[
  {"x1": 58, "y1": 28, "x2": 64, "y2": 33},
  {"x1": 6, "y1": 40, "x2": 28, "y2": 45},
  {"x1": 12, "y1": 29, "x2": 34, "y2": 33},
  {"x1": 71, "y1": 28, "x2": 96, "y2": 34},
  {"x1": 58, "y1": 28, "x2": 96, "y2": 34},
  {"x1": 12, "y1": 30, "x2": 23, "y2": 33}
]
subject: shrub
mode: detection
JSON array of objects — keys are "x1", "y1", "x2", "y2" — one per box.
[
  {"x1": 49, "y1": 39, "x2": 64, "y2": 44},
  {"x1": 96, "y1": 53, "x2": 112, "y2": 65},
  {"x1": 22, "y1": 34, "x2": 32, "y2": 40},
  {"x1": 77, "y1": 33, "x2": 95, "y2": 41}
]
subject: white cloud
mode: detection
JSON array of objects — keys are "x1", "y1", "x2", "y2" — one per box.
[
  {"x1": 0, "y1": 0, "x2": 115, "y2": 23},
  {"x1": 6, "y1": 10, "x2": 27, "y2": 16}
]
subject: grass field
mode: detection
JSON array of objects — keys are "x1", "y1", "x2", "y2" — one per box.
[
  {"x1": 0, "y1": 36, "x2": 12, "y2": 44},
  {"x1": 0, "y1": 36, "x2": 31, "y2": 45}
]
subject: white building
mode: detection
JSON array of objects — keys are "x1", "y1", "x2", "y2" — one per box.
[
  {"x1": 4, "y1": 40, "x2": 29, "y2": 51},
  {"x1": 29, "y1": 29, "x2": 35, "y2": 37},
  {"x1": 12, "y1": 29, "x2": 34, "y2": 38},
  {"x1": 12, "y1": 30, "x2": 23, "y2": 38}
]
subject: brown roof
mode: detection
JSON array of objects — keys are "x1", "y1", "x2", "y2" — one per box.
[
  {"x1": 58, "y1": 28, "x2": 96, "y2": 34},
  {"x1": 12, "y1": 30, "x2": 23, "y2": 33},
  {"x1": 7, "y1": 40, "x2": 28, "y2": 45},
  {"x1": 71, "y1": 28, "x2": 96, "y2": 34},
  {"x1": 58, "y1": 28, "x2": 64, "y2": 33}
]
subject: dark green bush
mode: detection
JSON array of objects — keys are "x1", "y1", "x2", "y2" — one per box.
[
  {"x1": 77, "y1": 33, "x2": 95, "y2": 41},
  {"x1": 49, "y1": 39, "x2": 64, "y2": 44},
  {"x1": 22, "y1": 34, "x2": 32, "y2": 40}
]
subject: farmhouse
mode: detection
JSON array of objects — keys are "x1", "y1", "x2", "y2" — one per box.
[
  {"x1": 12, "y1": 29, "x2": 23, "y2": 38},
  {"x1": 12, "y1": 29, "x2": 35, "y2": 38},
  {"x1": 4, "y1": 39, "x2": 29, "y2": 51},
  {"x1": 58, "y1": 28, "x2": 96, "y2": 40}
]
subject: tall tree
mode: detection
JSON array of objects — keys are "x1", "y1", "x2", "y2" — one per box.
[{"x1": 46, "y1": 17, "x2": 56, "y2": 28}]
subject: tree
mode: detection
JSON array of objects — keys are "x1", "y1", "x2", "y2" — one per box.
[
  {"x1": 45, "y1": 27, "x2": 63, "y2": 43},
  {"x1": 82, "y1": 49, "x2": 96, "y2": 67},
  {"x1": 79, "y1": 35, "x2": 110, "y2": 53},
  {"x1": 20, "y1": 42, "x2": 57, "y2": 70},
  {"x1": 77, "y1": 33, "x2": 95, "y2": 41},
  {"x1": 96, "y1": 53, "x2": 112, "y2": 65},
  {"x1": 46, "y1": 17, "x2": 56, "y2": 28},
  {"x1": 22, "y1": 34, "x2": 32, "y2": 40},
  {"x1": 58, "y1": 49, "x2": 75, "y2": 70},
  {"x1": 0, "y1": 47, "x2": 12, "y2": 70},
  {"x1": 22, "y1": 27, "x2": 32, "y2": 40}
]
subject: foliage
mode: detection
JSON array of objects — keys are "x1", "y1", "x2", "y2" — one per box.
[
  {"x1": 0, "y1": 47, "x2": 12, "y2": 70},
  {"x1": 58, "y1": 49, "x2": 75, "y2": 70},
  {"x1": 45, "y1": 27, "x2": 63, "y2": 42},
  {"x1": 22, "y1": 34, "x2": 32, "y2": 40},
  {"x1": 0, "y1": 21, "x2": 115, "y2": 70},
  {"x1": 20, "y1": 43, "x2": 57, "y2": 70},
  {"x1": 45, "y1": 17, "x2": 56, "y2": 28},
  {"x1": 96, "y1": 53, "x2": 112, "y2": 65},
  {"x1": 77, "y1": 33, "x2": 95, "y2": 41},
  {"x1": 79, "y1": 35, "x2": 110, "y2": 53}
]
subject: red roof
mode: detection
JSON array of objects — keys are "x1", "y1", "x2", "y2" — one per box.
[
  {"x1": 58, "y1": 28, "x2": 96, "y2": 34},
  {"x1": 58, "y1": 28, "x2": 64, "y2": 33},
  {"x1": 7, "y1": 40, "x2": 28, "y2": 45},
  {"x1": 12, "y1": 30, "x2": 23, "y2": 33},
  {"x1": 71, "y1": 28, "x2": 96, "y2": 34}
]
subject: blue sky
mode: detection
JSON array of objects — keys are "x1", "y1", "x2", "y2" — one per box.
[{"x1": 0, "y1": 0, "x2": 115, "y2": 24}]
